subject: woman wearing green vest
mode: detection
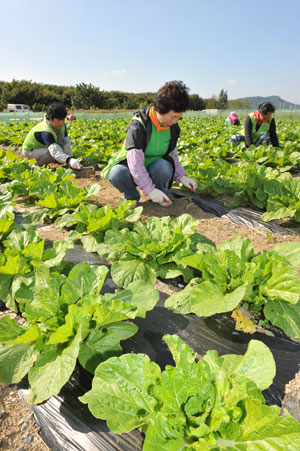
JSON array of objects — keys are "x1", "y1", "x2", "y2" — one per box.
[
  {"x1": 104, "y1": 81, "x2": 197, "y2": 206},
  {"x1": 230, "y1": 102, "x2": 279, "y2": 147},
  {"x1": 22, "y1": 103, "x2": 82, "y2": 169}
]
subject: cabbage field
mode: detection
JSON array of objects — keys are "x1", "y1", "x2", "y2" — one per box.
[
  {"x1": 1, "y1": 116, "x2": 300, "y2": 450},
  {"x1": 2, "y1": 116, "x2": 300, "y2": 222}
]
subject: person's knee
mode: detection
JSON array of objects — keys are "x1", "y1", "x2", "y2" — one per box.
[
  {"x1": 161, "y1": 159, "x2": 173, "y2": 176},
  {"x1": 108, "y1": 165, "x2": 126, "y2": 184},
  {"x1": 108, "y1": 165, "x2": 139, "y2": 200},
  {"x1": 108, "y1": 165, "x2": 117, "y2": 183},
  {"x1": 149, "y1": 159, "x2": 172, "y2": 180},
  {"x1": 108, "y1": 164, "x2": 136, "y2": 193}
]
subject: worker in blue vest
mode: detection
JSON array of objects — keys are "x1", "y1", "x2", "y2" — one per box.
[{"x1": 22, "y1": 103, "x2": 82, "y2": 169}]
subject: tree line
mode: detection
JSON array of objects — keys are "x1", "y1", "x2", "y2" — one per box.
[{"x1": 0, "y1": 80, "x2": 251, "y2": 112}]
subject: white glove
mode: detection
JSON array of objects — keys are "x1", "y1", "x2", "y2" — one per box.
[
  {"x1": 148, "y1": 188, "x2": 171, "y2": 204},
  {"x1": 180, "y1": 176, "x2": 197, "y2": 192},
  {"x1": 69, "y1": 158, "x2": 82, "y2": 170}
]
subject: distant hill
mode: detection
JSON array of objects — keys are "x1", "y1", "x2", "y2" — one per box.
[{"x1": 232, "y1": 95, "x2": 300, "y2": 110}]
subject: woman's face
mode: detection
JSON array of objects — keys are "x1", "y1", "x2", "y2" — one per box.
[
  {"x1": 49, "y1": 118, "x2": 65, "y2": 130},
  {"x1": 156, "y1": 110, "x2": 183, "y2": 127},
  {"x1": 262, "y1": 112, "x2": 272, "y2": 122}
]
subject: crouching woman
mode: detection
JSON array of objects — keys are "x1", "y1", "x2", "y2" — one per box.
[
  {"x1": 102, "y1": 80, "x2": 197, "y2": 206},
  {"x1": 230, "y1": 102, "x2": 279, "y2": 148},
  {"x1": 22, "y1": 102, "x2": 82, "y2": 169}
]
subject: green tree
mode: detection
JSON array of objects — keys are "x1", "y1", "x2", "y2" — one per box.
[
  {"x1": 2, "y1": 79, "x2": 36, "y2": 106},
  {"x1": 32, "y1": 102, "x2": 47, "y2": 112},
  {"x1": 103, "y1": 91, "x2": 126, "y2": 109},
  {"x1": 206, "y1": 96, "x2": 219, "y2": 109},
  {"x1": 189, "y1": 94, "x2": 206, "y2": 111},
  {"x1": 228, "y1": 98, "x2": 252, "y2": 109},
  {"x1": 71, "y1": 83, "x2": 105, "y2": 109},
  {"x1": 0, "y1": 80, "x2": 74, "y2": 110},
  {"x1": 218, "y1": 89, "x2": 228, "y2": 109}
]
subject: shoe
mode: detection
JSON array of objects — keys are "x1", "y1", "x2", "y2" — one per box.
[{"x1": 159, "y1": 200, "x2": 173, "y2": 207}]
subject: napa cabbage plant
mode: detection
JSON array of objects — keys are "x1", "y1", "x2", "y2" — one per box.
[
  {"x1": 0, "y1": 263, "x2": 159, "y2": 405},
  {"x1": 166, "y1": 236, "x2": 300, "y2": 337},
  {"x1": 80, "y1": 334, "x2": 300, "y2": 450}
]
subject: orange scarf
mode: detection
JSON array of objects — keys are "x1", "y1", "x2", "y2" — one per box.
[
  {"x1": 254, "y1": 110, "x2": 270, "y2": 125},
  {"x1": 149, "y1": 106, "x2": 169, "y2": 131}
]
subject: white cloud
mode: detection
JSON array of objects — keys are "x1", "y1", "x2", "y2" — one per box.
[
  {"x1": 104, "y1": 69, "x2": 127, "y2": 78},
  {"x1": 112, "y1": 69, "x2": 127, "y2": 75},
  {"x1": 226, "y1": 79, "x2": 237, "y2": 85}
]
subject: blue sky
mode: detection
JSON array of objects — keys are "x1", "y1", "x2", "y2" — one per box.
[{"x1": 1, "y1": 0, "x2": 299, "y2": 103}]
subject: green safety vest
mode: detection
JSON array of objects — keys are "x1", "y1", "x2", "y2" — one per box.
[
  {"x1": 23, "y1": 119, "x2": 66, "y2": 151},
  {"x1": 102, "y1": 116, "x2": 171, "y2": 179},
  {"x1": 242, "y1": 112, "x2": 271, "y2": 144},
  {"x1": 144, "y1": 123, "x2": 171, "y2": 167}
]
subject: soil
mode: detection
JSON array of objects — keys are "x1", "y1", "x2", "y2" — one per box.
[{"x1": 1, "y1": 164, "x2": 300, "y2": 449}]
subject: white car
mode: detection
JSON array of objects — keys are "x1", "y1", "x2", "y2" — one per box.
[{"x1": 7, "y1": 104, "x2": 31, "y2": 112}]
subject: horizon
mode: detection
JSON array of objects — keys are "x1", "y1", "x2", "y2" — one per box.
[
  {"x1": 1, "y1": 0, "x2": 299, "y2": 105},
  {"x1": 1, "y1": 79, "x2": 299, "y2": 106}
]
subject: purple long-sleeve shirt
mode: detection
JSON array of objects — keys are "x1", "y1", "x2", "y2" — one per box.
[{"x1": 127, "y1": 147, "x2": 186, "y2": 195}]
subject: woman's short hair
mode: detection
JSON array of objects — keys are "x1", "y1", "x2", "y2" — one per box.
[
  {"x1": 46, "y1": 103, "x2": 68, "y2": 120},
  {"x1": 154, "y1": 81, "x2": 190, "y2": 114},
  {"x1": 258, "y1": 102, "x2": 276, "y2": 115}
]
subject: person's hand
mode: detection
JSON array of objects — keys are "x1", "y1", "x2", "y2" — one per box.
[
  {"x1": 180, "y1": 176, "x2": 197, "y2": 192},
  {"x1": 148, "y1": 188, "x2": 171, "y2": 204},
  {"x1": 69, "y1": 158, "x2": 82, "y2": 170}
]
